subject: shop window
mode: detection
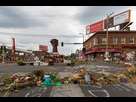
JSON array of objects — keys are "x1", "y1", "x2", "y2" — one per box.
[
  {"x1": 113, "y1": 38, "x2": 117, "y2": 43},
  {"x1": 90, "y1": 42, "x2": 91, "y2": 47},
  {"x1": 114, "y1": 53, "x2": 120, "y2": 56},
  {"x1": 130, "y1": 38, "x2": 134, "y2": 43},
  {"x1": 94, "y1": 38, "x2": 98, "y2": 45},
  {"x1": 121, "y1": 37, "x2": 125, "y2": 43},
  {"x1": 102, "y1": 38, "x2": 106, "y2": 44},
  {"x1": 86, "y1": 44, "x2": 88, "y2": 48}
]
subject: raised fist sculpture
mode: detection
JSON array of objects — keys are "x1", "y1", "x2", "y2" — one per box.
[{"x1": 50, "y1": 39, "x2": 58, "y2": 52}]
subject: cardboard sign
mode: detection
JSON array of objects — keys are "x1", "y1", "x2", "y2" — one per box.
[
  {"x1": 40, "y1": 62, "x2": 44, "y2": 66},
  {"x1": 34, "y1": 63, "x2": 39, "y2": 66},
  {"x1": 63, "y1": 60, "x2": 71, "y2": 63},
  {"x1": 43, "y1": 63, "x2": 48, "y2": 66}
]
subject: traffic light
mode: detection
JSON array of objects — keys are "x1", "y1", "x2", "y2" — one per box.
[
  {"x1": 4, "y1": 46, "x2": 6, "y2": 52},
  {"x1": 1, "y1": 46, "x2": 2, "y2": 51},
  {"x1": 82, "y1": 48, "x2": 86, "y2": 53},
  {"x1": 1, "y1": 46, "x2": 6, "y2": 52},
  {"x1": 61, "y1": 42, "x2": 64, "y2": 47}
]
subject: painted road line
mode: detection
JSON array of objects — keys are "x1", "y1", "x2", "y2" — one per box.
[
  {"x1": 88, "y1": 90, "x2": 110, "y2": 97},
  {"x1": 49, "y1": 72, "x2": 85, "y2": 97}
]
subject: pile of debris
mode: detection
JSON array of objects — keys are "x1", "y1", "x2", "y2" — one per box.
[{"x1": 1, "y1": 64, "x2": 136, "y2": 97}]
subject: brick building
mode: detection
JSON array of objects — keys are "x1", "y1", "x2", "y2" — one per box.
[{"x1": 83, "y1": 31, "x2": 136, "y2": 60}]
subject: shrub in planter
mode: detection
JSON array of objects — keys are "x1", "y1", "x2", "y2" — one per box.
[
  {"x1": 17, "y1": 60, "x2": 23, "y2": 66},
  {"x1": 71, "y1": 59, "x2": 75, "y2": 66},
  {"x1": 41, "y1": 59, "x2": 44, "y2": 62}
]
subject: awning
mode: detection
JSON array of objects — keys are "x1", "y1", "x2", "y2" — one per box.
[{"x1": 85, "y1": 48, "x2": 123, "y2": 54}]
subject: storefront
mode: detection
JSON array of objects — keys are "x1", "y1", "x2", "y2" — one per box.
[
  {"x1": 85, "y1": 48, "x2": 122, "y2": 60},
  {"x1": 83, "y1": 31, "x2": 136, "y2": 60}
]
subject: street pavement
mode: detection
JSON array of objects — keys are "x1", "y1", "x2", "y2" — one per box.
[{"x1": 0, "y1": 62, "x2": 136, "y2": 97}]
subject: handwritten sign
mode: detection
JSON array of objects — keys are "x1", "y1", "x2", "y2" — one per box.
[{"x1": 34, "y1": 63, "x2": 39, "y2": 66}]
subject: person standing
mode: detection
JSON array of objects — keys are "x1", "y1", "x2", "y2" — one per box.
[
  {"x1": 121, "y1": 54, "x2": 124, "y2": 61},
  {"x1": 114, "y1": 57, "x2": 116, "y2": 61},
  {"x1": 124, "y1": 54, "x2": 126, "y2": 61}
]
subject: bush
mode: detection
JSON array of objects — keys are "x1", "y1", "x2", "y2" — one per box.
[
  {"x1": 17, "y1": 60, "x2": 23, "y2": 65},
  {"x1": 41, "y1": 59, "x2": 44, "y2": 62}
]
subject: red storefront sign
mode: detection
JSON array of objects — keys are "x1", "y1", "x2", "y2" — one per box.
[
  {"x1": 123, "y1": 46, "x2": 136, "y2": 49},
  {"x1": 39, "y1": 45, "x2": 48, "y2": 51},
  {"x1": 85, "y1": 48, "x2": 122, "y2": 54},
  {"x1": 8, "y1": 46, "x2": 12, "y2": 49},
  {"x1": 86, "y1": 20, "x2": 103, "y2": 34}
]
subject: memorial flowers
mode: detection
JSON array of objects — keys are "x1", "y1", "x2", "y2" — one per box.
[{"x1": 32, "y1": 68, "x2": 44, "y2": 77}]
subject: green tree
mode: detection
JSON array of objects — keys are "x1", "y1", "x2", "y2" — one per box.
[{"x1": 71, "y1": 53, "x2": 74, "y2": 58}]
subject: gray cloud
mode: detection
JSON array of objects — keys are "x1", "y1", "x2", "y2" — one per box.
[
  {"x1": 73, "y1": 6, "x2": 131, "y2": 26},
  {"x1": 0, "y1": 6, "x2": 48, "y2": 28},
  {"x1": 0, "y1": 6, "x2": 135, "y2": 56}
]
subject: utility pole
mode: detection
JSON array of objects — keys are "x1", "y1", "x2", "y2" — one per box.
[
  {"x1": 79, "y1": 33, "x2": 84, "y2": 48},
  {"x1": 79, "y1": 33, "x2": 85, "y2": 59},
  {"x1": 105, "y1": 12, "x2": 114, "y2": 61},
  {"x1": 2, "y1": 44, "x2": 5, "y2": 64}
]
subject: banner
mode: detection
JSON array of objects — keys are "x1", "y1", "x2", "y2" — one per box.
[
  {"x1": 39, "y1": 45, "x2": 48, "y2": 51},
  {"x1": 12, "y1": 38, "x2": 15, "y2": 55},
  {"x1": 104, "y1": 10, "x2": 130, "y2": 29},
  {"x1": 114, "y1": 10, "x2": 130, "y2": 25},
  {"x1": 104, "y1": 17, "x2": 114, "y2": 29},
  {"x1": 86, "y1": 20, "x2": 103, "y2": 34},
  {"x1": 12, "y1": 38, "x2": 16, "y2": 61}
]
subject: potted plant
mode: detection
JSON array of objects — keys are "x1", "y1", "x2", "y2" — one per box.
[
  {"x1": 72, "y1": 78, "x2": 77, "y2": 84},
  {"x1": 48, "y1": 59, "x2": 54, "y2": 65},
  {"x1": 17, "y1": 60, "x2": 23, "y2": 66},
  {"x1": 41, "y1": 59, "x2": 44, "y2": 62},
  {"x1": 120, "y1": 74, "x2": 126, "y2": 83},
  {"x1": 79, "y1": 68, "x2": 91, "y2": 85},
  {"x1": 71, "y1": 59, "x2": 75, "y2": 66}
]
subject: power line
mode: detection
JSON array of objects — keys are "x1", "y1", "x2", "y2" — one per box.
[
  {"x1": 0, "y1": 13, "x2": 108, "y2": 20},
  {"x1": 0, "y1": 31, "x2": 86, "y2": 38}
]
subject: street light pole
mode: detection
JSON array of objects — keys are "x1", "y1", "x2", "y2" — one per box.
[
  {"x1": 105, "y1": 12, "x2": 114, "y2": 61},
  {"x1": 79, "y1": 33, "x2": 85, "y2": 60}
]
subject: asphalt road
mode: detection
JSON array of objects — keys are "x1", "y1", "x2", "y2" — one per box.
[{"x1": 0, "y1": 62, "x2": 136, "y2": 97}]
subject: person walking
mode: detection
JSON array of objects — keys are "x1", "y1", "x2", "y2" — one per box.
[{"x1": 124, "y1": 55, "x2": 126, "y2": 61}]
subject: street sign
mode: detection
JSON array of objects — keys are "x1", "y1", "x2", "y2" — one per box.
[
  {"x1": 2, "y1": 52, "x2": 5, "y2": 55},
  {"x1": 74, "y1": 43, "x2": 82, "y2": 44}
]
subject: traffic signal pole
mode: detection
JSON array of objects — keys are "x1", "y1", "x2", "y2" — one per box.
[{"x1": 61, "y1": 42, "x2": 83, "y2": 47}]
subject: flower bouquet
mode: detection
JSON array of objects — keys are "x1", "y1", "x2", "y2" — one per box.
[
  {"x1": 85, "y1": 58, "x2": 88, "y2": 64},
  {"x1": 32, "y1": 68, "x2": 44, "y2": 77}
]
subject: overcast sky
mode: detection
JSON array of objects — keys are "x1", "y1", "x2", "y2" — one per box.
[{"x1": 0, "y1": 6, "x2": 136, "y2": 55}]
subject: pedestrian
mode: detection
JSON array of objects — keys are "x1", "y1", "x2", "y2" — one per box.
[
  {"x1": 114, "y1": 57, "x2": 116, "y2": 61},
  {"x1": 124, "y1": 56, "x2": 126, "y2": 61},
  {"x1": 109, "y1": 55, "x2": 112, "y2": 60}
]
